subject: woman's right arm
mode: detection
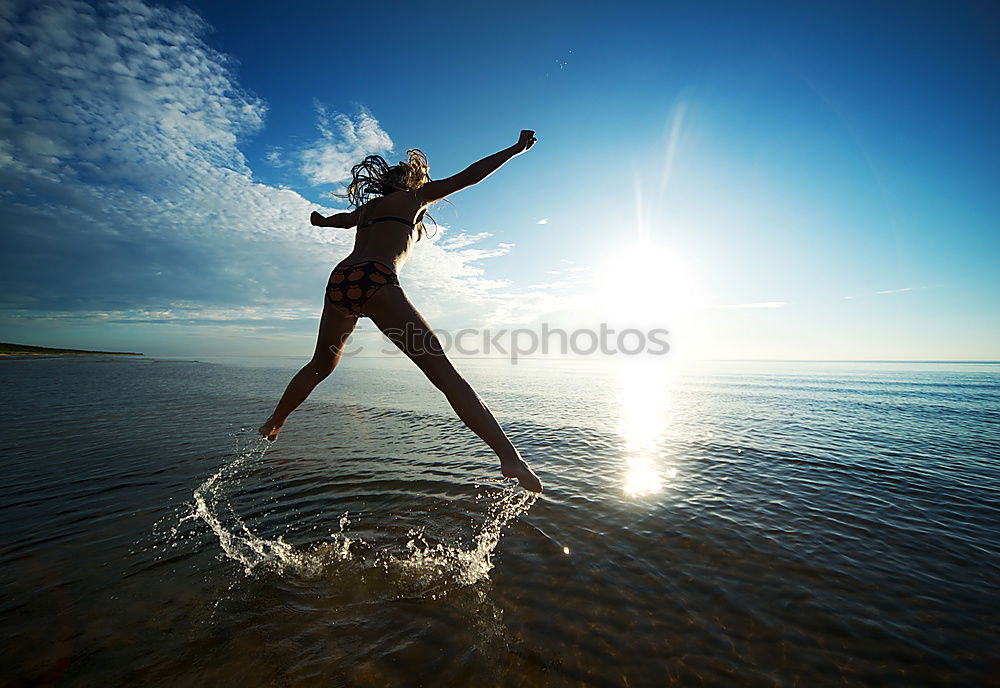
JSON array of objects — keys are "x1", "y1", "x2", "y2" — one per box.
[{"x1": 418, "y1": 130, "x2": 536, "y2": 203}]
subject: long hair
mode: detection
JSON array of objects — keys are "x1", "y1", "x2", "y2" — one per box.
[{"x1": 337, "y1": 148, "x2": 439, "y2": 239}]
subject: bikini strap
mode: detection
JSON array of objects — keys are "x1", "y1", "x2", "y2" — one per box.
[{"x1": 358, "y1": 216, "x2": 415, "y2": 230}]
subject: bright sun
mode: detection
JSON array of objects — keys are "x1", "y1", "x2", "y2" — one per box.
[{"x1": 595, "y1": 240, "x2": 704, "y2": 327}]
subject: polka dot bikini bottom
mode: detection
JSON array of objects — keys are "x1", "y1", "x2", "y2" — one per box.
[{"x1": 326, "y1": 260, "x2": 399, "y2": 317}]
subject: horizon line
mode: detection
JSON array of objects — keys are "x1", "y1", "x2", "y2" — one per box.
[{"x1": 135, "y1": 354, "x2": 1000, "y2": 364}]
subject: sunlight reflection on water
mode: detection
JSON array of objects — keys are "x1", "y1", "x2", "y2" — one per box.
[{"x1": 616, "y1": 357, "x2": 678, "y2": 497}]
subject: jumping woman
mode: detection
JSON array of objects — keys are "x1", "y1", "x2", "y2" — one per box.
[{"x1": 259, "y1": 130, "x2": 543, "y2": 492}]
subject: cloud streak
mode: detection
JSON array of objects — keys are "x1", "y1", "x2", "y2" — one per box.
[{"x1": 710, "y1": 301, "x2": 788, "y2": 309}]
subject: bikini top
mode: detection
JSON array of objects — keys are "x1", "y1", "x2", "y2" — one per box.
[{"x1": 358, "y1": 216, "x2": 415, "y2": 230}]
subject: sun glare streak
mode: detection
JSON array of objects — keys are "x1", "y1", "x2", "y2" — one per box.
[
  {"x1": 633, "y1": 168, "x2": 648, "y2": 244},
  {"x1": 658, "y1": 102, "x2": 687, "y2": 201}
]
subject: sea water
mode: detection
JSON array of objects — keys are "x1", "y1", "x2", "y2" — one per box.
[{"x1": 1, "y1": 356, "x2": 997, "y2": 686}]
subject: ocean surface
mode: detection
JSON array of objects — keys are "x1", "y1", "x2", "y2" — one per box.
[{"x1": 1, "y1": 355, "x2": 998, "y2": 687}]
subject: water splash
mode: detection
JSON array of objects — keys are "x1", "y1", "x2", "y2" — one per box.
[
  {"x1": 179, "y1": 429, "x2": 537, "y2": 592},
  {"x1": 178, "y1": 432, "x2": 300, "y2": 575},
  {"x1": 385, "y1": 488, "x2": 537, "y2": 588}
]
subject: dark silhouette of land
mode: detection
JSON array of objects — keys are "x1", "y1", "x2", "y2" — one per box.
[{"x1": 0, "y1": 342, "x2": 142, "y2": 358}]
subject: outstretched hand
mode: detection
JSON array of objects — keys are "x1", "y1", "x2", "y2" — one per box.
[{"x1": 513, "y1": 129, "x2": 537, "y2": 154}]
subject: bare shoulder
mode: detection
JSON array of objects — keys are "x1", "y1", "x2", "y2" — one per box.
[{"x1": 371, "y1": 190, "x2": 429, "y2": 217}]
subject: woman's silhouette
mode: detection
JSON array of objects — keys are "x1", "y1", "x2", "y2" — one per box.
[{"x1": 259, "y1": 130, "x2": 542, "y2": 492}]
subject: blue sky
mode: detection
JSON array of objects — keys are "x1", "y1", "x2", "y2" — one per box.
[{"x1": 1, "y1": 0, "x2": 997, "y2": 359}]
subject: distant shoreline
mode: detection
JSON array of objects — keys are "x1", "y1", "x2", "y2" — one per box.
[{"x1": 0, "y1": 342, "x2": 143, "y2": 359}]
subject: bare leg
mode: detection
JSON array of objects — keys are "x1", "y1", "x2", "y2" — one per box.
[
  {"x1": 259, "y1": 297, "x2": 358, "y2": 440},
  {"x1": 363, "y1": 285, "x2": 542, "y2": 492}
]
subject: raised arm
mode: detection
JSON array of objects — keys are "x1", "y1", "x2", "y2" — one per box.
[
  {"x1": 310, "y1": 208, "x2": 360, "y2": 228},
  {"x1": 417, "y1": 130, "x2": 537, "y2": 204}
]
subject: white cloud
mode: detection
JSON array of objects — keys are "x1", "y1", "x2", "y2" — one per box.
[
  {"x1": 265, "y1": 149, "x2": 285, "y2": 166},
  {"x1": 0, "y1": 0, "x2": 570, "y2": 343},
  {"x1": 299, "y1": 104, "x2": 394, "y2": 185},
  {"x1": 537, "y1": 218, "x2": 548, "y2": 224},
  {"x1": 876, "y1": 287, "x2": 914, "y2": 295}
]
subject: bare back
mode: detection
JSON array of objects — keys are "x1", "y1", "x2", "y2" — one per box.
[{"x1": 338, "y1": 190, "x2": 429, "y2": 273}]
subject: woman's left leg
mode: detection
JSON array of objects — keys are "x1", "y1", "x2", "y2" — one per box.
[
  {"x1": 259, "y1": 298, "x2": 358, "y2": 440},
  {"x1": 363, "y1": 285, "x2": 542, "y2": 492}
]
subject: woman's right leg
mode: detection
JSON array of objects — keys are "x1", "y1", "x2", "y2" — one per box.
[
  {"x1": 259, "y1": 298, "x2": 358, "y2": 440},
  {"x1": 363, "y1": 285, "x2": 542, "y2": 492}
]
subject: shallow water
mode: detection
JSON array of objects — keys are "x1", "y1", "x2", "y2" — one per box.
[{"x1": 1, "y1": 356, "x2": 998, "y2": 686}]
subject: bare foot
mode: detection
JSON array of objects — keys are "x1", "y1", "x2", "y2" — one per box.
[
  {"x1": 501, "y1": 458, "x2": 543, "y2": 493},
  {"x1": 310, "y1": 211, "x2": 325, "y2": 226},
  {"x1": 258, "y1": 417, "x2": 283, "y2": 441}
]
